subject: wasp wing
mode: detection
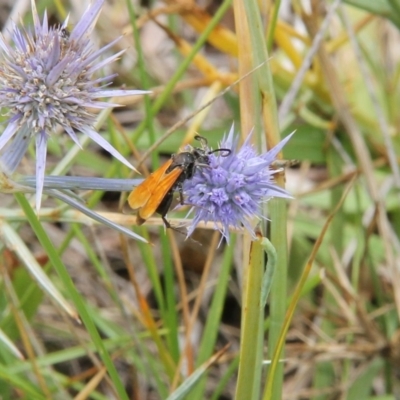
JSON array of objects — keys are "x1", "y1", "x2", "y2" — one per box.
[
  {"x1": 138, "y1": 167, "x2": 183, "y2": 220},
  {"x1": 128, "y1": 159, "x2": 174, "y2": 210}
]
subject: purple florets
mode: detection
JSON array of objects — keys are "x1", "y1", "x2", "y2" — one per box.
[
  {"x1": 184, "y1": 126, "x2": 293, "y2": 242},
  {"x1": 0, "y1": 0, "x2": 147, "y2": 210}
]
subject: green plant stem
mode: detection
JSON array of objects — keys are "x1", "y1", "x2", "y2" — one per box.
[
  {"x1": 235, "y1": 237, "x2": 265, "y2": 400},
  {"x1": 235, "y1": 235, "x2": 277, "y2": 400},
  {"x1": 241, "y1": 2, "x2": 285, "y2": 398},
  {"x1": 266, "y1": 199, "x2": 288, "y2": 399}
]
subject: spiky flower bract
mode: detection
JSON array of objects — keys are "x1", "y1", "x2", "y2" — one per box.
[
  {"x1": 184, "y1": 127, "x2": 293, "y2": 242},
  {"x1": 0, "y1": 0, "x2": 148, "y2": 210}
]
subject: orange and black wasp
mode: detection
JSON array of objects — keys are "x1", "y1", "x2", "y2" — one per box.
[{"x1": 128, "y1": 135, "x2": 231, "y2": 228}]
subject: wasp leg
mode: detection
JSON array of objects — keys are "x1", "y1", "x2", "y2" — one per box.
[
  {"x1": 156, "y1": 189, "x2": 174, "y2": 229},
  {"x1": 161, "y1": 215, "x2": 172, "y2": 229},
  {"x1": 176, "y1": 183, "x2": 185, "y2": 206}
]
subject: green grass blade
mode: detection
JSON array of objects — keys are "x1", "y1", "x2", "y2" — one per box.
[{"x1": 14, "y1": 193, "x2": 130, "y2": 400}]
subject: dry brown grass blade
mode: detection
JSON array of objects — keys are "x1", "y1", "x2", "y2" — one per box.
[
  {"x1": 232, "y1": 0, "x2": 258, "y2": 138},
  {"x1": 278, "y1": 0, "x2": 342, "y2": 122},
  {"x1": 167, "y1": 230, "x2": 194, "y2": 377},
  {"x1": 119, "y1": 234, "x2": 177, "y2": 380},
  {"x1": 171, "y1": 231, "x2": 221, "y2": 391},
  {"x1": 73, "y1": 367, "x2": 107, "y2": 400}
]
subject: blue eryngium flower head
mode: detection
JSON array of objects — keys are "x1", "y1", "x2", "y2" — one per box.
[
  {"x1": 184, "y1": 127, "x2": 294, "y2": 242},
  {"x1": 0, "y1": 0, "x2": 148, "y2": 211}
]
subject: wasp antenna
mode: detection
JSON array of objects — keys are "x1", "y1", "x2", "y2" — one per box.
[
  {"x1": 194, "y1": 135, "x2": 208, "y2": 149},
  {"x1": 208, "y1": 148, "x2": 232, "y2": 157}
]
